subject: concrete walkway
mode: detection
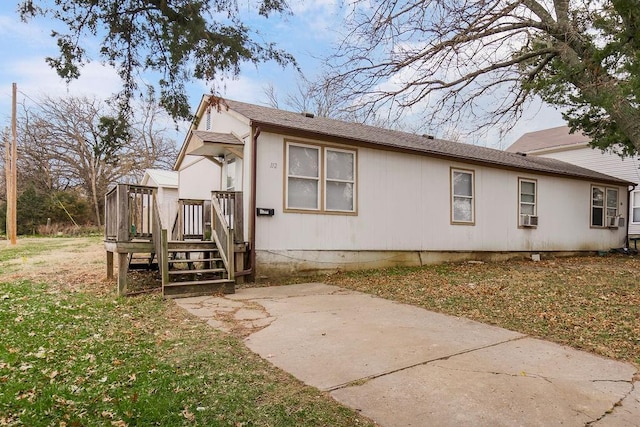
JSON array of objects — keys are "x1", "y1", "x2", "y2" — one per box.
[{"x1": 175, "y1": 283, "x2": 639, "y2": 427}]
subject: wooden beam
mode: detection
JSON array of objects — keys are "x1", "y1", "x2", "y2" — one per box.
[
  {"x1": 117, "y1": 184, "x2": 130, "y2": 242},
  {"x1": 106, "y1": 251, "x2": 114, "y2": 280},
  {"x1": 117, "y1": 253, "x2": 129, "y2": 295},
  {"x1": 226, "y1": 147, "x2": 244, "y2": 159},
  {"x1": 4, "y1": 127, "x2": 11, "y2": 242},
  {"x1": 10, "y1": 84, "x2": 16, "y2": 245}
]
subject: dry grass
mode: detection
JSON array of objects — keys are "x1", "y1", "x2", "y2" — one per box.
[
  {"x1": 0, "y1": 237, "x2": 375, "y2": 426},
  {"x1": 325, "y1": 255, "x2": 640, "y2": 366}
]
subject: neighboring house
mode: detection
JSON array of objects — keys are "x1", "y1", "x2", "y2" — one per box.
[
  {"x1": 170, "y1": 96, "x2": 632, "y2": 276},
  {"x1": 140, "y1": 169, "x2": 179, "y2": 228},
  {"x1": 507, "y1": 126, "x2": 640, "y2": 238}
]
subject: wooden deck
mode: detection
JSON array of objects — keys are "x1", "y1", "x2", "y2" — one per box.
[{"x1": 104, "y1": 184, "x2": 246, "y2": 297}]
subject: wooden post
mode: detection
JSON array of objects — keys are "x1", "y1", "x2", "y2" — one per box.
[
  {"x1": 233, "y1": 192, "x2": 244, "y2": 243},
  {"x1": 117, "y1": 252, "x2": 128, "y2": 295},
  {"x1": 4, "y1": 84, "x2": 18, "y2": 244},
  {"x1": 106, "y1": 251, "x2": 114, "y2": 280},
  {"x1": 116, "y1": 184, "x2": 129, "y2": 242},
  {"x1": 234, "y1": 244, "x2": 245, "y2": 285},
  {"x1": 4, "y1": 127, "x2": 11, "y2": 241},
  {"x1": 161, "y1": 229, "x2": 168, "y2": 287},
  {"x1": 227, "y1": 228, "x2": 235, "y2": 281},
  {"x1": 10, "y1": 84, "x2": 16, "y2": 245}
]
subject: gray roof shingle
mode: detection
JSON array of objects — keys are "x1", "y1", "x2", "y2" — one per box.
[
  {"x1": 506, "y1": 126, "x2": 589, "y2": 153},
  {"x1": 219, "y1": 98, "x2": 630, "y2": 186}
]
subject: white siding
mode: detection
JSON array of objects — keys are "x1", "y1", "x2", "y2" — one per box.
[
  {"x1": 538, "y1": 147, "x2": 640, "y2": 235},
  {"x1": 190, "y1": 106, "x2": 630, "y2": 273},
  {"x1": 178, "y1": 156, "x2": 221, "y2": 200},
  {"x1": 157, "y1": 187, "x2": 179, "y2": 229},
  {"x1": 253, "y1": 132, "x2": 627, "y2": 253}
]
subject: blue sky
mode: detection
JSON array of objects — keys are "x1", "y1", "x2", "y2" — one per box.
[{"x1": 0, "y1": 1, "x2": 565, "y2": 148}]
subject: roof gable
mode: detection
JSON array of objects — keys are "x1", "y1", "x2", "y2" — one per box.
[
  {"x1": 141, "y1": 169, "x2": 178, "y2": 187},
  {"x1": 506, "y1": 126, "x2": 589, "y2": 154}
]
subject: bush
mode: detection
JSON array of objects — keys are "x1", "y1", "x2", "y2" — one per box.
[{"x1": 1, "y1": 186, "x2": 95, "y2": 236}]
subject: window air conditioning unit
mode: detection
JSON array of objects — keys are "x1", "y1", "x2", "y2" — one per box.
[
  {"x1": 618, "y1": 217, "x2": 626, "y2": 228},
  {"x1": 608, "y1": 216, "x2": 625, "y2": 228},
  {"x1": 521, "y1": 214, "x2": 539, "y2": 227}
]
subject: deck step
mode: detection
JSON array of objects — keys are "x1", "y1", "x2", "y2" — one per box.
[
  {"x1": 168, "y1": 268, "x2": 227, "y2": 275},
  {"x1": 163, "y1": 279, "x2": 235, "y2": 298},
  {"x1": 167, "y1": 241, "x2": 217, "y2": 251},
  {"x1": 168, "y1": 257, "x2": 222, "y2": 264},
  {"x1": 128, "y1": 253, "x2": 157, "y2": 270},
  {"x1": 168, "y1": 248, "x2": 219, "y2": 253}
]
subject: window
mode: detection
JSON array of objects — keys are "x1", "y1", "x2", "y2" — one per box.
[
  {"x1": 451, "y1": 168, "x2": 474, "y2": 224},
  {"x1": 606, "y1": 188, "x2": 619, "y2": 221},
  {"x1": 287, "y1": 144, "x2": 320, "y2": 210},
  {"x1": 285, "y1": 142, "x2": 356, "y2": 213},
  {"x1": 633, "y1": 191, "x2": 640, "y2": 223},
  {"x1": 519, "y1": 178, "x2": 537, "y2": 226},
  {"x1": 226, "y1": 158, "x2": 236, "y2": 191},
  {"x1": 591, "y1": 185, "x2": 619, "y2": 227},
  {"x1": 325, "y1": 149, "x2": 355, "y2": 211},
  {"x1": 205, "y1": 107, "x2": 211, "y2": 130}
]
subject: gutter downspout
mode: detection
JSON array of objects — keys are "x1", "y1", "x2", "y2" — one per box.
[
  {"x1": 248, "y1": 126, "x2": 260, "y2": 281},
  {"x1": 235, "y1": 126, "x2": 260, "y2": 280},
  {"x1": 626, "y1": 184, "x2": 637, "y2": 248}
]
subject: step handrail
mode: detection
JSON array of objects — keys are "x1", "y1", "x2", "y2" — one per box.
[
  {"x1": 211, "y1": 197, "x2": 234, "y2": 281},
  {"x1": 152, "y1": 193, "x2": 169, "y2": 287}
]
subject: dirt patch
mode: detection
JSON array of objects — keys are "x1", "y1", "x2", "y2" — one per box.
[{"x1": 0, "y1": 237, "x2": 112, "y2": 295}]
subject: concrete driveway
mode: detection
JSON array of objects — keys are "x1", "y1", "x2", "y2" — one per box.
[{"x1": 176, "y1": 283, "x2": 639, "y2": 426}]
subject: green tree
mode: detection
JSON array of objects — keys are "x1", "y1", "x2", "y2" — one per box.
[
  {"x1": 19, "y1": 0, "x2": 296, "y2": 120},
  {"x1": 15, "y1": 184, "x2": 47, "y2": 235},
  {"x1": 47, "y1": 190, "x2": 92, "y2": 225},
  {"x1": 17, "y1": 95, "x2": 176, "y2": 226},
  {"x1": 331, "y1": 0, "x2": 640, "y2": 154}
]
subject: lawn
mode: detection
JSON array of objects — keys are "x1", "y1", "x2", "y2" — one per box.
[
  {"x1": 0, "y1": 238, "x2": 374, "y2": 426},
  {"x1": 325, "y1": 255, "x2": 640, "y2": 366},
  {"x1": 3, "y1": 238, "x2": 638, "y2": 426}
]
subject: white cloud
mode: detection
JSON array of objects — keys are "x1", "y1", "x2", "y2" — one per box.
[{"x1": 7, "y1": 58, "x2": 122, "y2": 103}]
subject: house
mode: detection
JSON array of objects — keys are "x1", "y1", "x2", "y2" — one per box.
[
  {"x1": 174, "y1": 96, "x2": 632, "y2": 276},
  {"x1": 506, "y1": 126, "x2": 639, "y2": 239},
  {"x1": 174, "y1": 135, "x2": 223, "y2": 201},
  {"x1": 104, "y1": 97, "x2": 632, "y2": 297},
  {"x1": 140, "y1": 169, "x2": 179, "y2": 228}
]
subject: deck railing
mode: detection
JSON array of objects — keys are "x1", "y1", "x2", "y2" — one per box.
[
  {"x1": 212, "y1": 191, "x2": 243, "y2": 243},
  {"x1": 211, "y1": 197, "x2": 235, "y2": 281},
  {"x1": 172, "y1": 199, "x2": 209, "y2": 240},
  {"x1": 152, "y1": 196, "x2": 169, "y2": 286},
  {"x1": 105, "y1": 186, "x2": 119, "y2": 241},
  {"x1": 104, "y1": 184, "x2": 155, "y2": 242}
]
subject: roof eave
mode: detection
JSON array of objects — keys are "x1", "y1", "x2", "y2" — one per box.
[{"x1": 250, "y1": 120, "x2": 631, "y2": 187}]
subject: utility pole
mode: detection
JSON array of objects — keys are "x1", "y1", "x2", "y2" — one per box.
[
  {"x1": 6, "y1": 83, "x2": 17, "y2": 245},
  {"x1": 4, "y1": 126, "x2": 10, "y2": 241}
]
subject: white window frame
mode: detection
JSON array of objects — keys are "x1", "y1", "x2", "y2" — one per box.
[
  {"x1": 591, "y1": 185, "x2": 619, "y2": 228},
  {"x1": 285, "y1": 141, "x2": 357, "y2": 214},
  {"x1": 632, "y1": 190, "x2": 640, "y2": 224},
  {"x1": 324, "y1": 147, "x2": 356, "y2": 213},
  {"x1": 518, "y1": 178, "x2": 537, "y2": 227},
  {"x1": 285, "y1": 143, "x2": 321, "y2": 211},
  {"x1": 450, "y1": 168, "x2": 475, "y2": 225}
]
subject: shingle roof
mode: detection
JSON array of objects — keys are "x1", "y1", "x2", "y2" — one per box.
[
  {"x1": 192, "y1": 130, "x2": 243, "y2": 145},
  {"x1": 141, "y1": 169, "x2": 178, "y2": 187},
  {"x1": 506, "y1": 126, "x2": 589, "y2": 153},
  {"x1": 216, "y1": 98, "x2": 630, "y2": 186}
]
